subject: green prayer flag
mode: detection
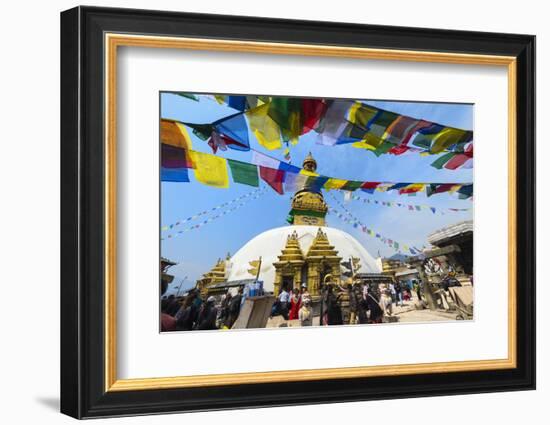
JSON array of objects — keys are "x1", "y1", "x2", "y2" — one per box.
[
  {"x1": 372, "y1": 140, "x2": 395, "y2": 156},
  {"x1": 341, "y1": 180, "x2": 363, "y2": 191},
  {"x1": 175, "y1": 93, "x2": 199, "y2": 101},
  {"x1": 431, "y1": 152, "x2": 455, "y2": 169},
  {"x1": 267, "y1": 98, "x2": 302, "y2": 142},
  {"x1": 183, "y1": 122, "x2": 213, "y2": 141},
  {"x1": 228, "y1": 159, "x2": 259, "y2": 187}
]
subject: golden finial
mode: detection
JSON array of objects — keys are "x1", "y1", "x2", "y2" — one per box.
[{"x1": 303, "y1": 152, "x2": 317, "y2": 172}]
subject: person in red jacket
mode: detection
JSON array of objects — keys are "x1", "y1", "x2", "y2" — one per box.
[{"x1": 288, "y1": 287, "x2": 302, "y2": 320}]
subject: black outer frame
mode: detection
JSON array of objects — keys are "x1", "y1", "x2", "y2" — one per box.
[{"x1": 60, "y1": 5, "x2": 536, "y2": 419}]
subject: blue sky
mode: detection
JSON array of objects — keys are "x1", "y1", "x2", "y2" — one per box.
[{"x1": 160, "y1": 93, "x2": 473, "y2": 291}]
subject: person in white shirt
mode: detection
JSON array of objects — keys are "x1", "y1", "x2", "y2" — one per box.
[{"x1": 277, "y1": 286, "x2": 290, "y2": 320}]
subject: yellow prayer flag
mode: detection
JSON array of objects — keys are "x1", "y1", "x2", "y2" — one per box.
[
  {"x1": 246, "y1": 104, "x2": 282, "y2": 150},
  {"x1": 300, "y1": 169, "x2": 319, "y2": 177},
  {"x1": 324, "y1": 178, "x2": 347, "y2": 190},
  {"x1": 161, "y1": 119, "x2": 193, "y2": 150},
  {"x1": 431, "y1": 128, "x2": 468, "y2": 153},
  {"x1": 189, "y1": 150, "x2": 229, "y2": 188},
  {"x1": 214, "y1": 95, "x2": 226, "y2": 105},
  {"x1": 352, "y1": 133, "x2": 383, "y2": 150},
  {"x1": 401, "y1": 183, "x2": 425, "y2": 194}
]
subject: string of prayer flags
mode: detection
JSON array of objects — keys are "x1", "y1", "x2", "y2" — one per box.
[
  {"x1": 328, "y1": 193, "x2": 422, "y2": 255},
  {"x1": 173, "y1": 147, "x2": 472, "y2": 199},
  {"x1": 162, "y1": 189, "x2": 266, "y2": 239},
  {"x1": 164, "y1": 94, "x2": 473, "y2": 168},
  {"x1": 162, "y1": 188, "x2": 262, "y2": 231},
  {"x1": 349, "y1": 194, "x2": 471, "y2": 215},
  {"x1": 328, "y1": 205, "x2": 421, "y2": 255}
]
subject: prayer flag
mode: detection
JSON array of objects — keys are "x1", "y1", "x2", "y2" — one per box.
[
  {"x1": 251, "y1": 151, "x2": 280, "y2": 169},
  {"x1": 305, "y1": 176, "x2": 329, "y2": 192},
  {"x1": 260, "y1": 166, "x2": 285, "y2": 194},
  {"x1": 458, "y1": 184, "x2": 473, "y2": 199},
  {"x1": 161, "y1": 167, "x2": 189, "y2": 182},
  {"x1": 389, "y1": 183, "x2": 411, "y2": 191},
  {"x1": 227, "y1": 96, "x2": 247, "y2": 111},
  {"x1": 300, "y1": 169, "x2": 319, "y2": 177},
  {"x1": 444, "y1": 153, "x2": 472, "y2": 170},
  {"x1": 278, "y1": 162, "x2": 301, "y2": 173},
  {"x1": 301, "y1": 99, "x2": 328, "y2": 134},
  {"x1": 214, "y1": 112, "x2": 250, "y2": 150},
  {"x1": 399, "y1": 184, "x2": 425, "y2": 194},
  {"x1": 382, "y1": 115, "x2": 420, "y2": 144},
  {"x1": 341, "y1": 180, "x2": 363, "y2": 191},
  {"x1": 360, "y1": 181, "x2": 381, "y2": 193},
  {"x1": 161, "y1": 119, "x2": 193, "y2": 149},
  {"x1": 430, "y1": 128, "x2": 472, "y2": 153},
  {"x1": 430, "y1": 152, "x2": 455, "y2": 169},
  {"x1": 366, "y1": 109, "x2": 400, "y2": 138},
  {"x1": 175, "y1": 92, "x2": 199, "y2": 101},
  {"x1": 189, "y1": 151, "x2": 229, "y2": 188},
  {"x1": 246, "y1": 103, "x2": 282, "y2": 150},
  {"x1": 161, "y1": 143, "x2": 194, "y2": 169},
  {"x1": 410, "y1": 123, "x2": 445, "y2": 150},
  {"x1": 324, "y1": 178, "x2": 348, "y2": 190},
  {"x1": 315, "y1": 100, "x2": 354, "y2": 146},
  {"x1": 376, "y1": 183, "x2": 395, "y2": 192},
  {"x1": 372, "y1": 140, "x2": 396, "y2": 156},
  {"x1": 267, "y1": 97, "x2": 302, "y2": 143},
  {"x1": 227, "y1": 159, "x2": 259, "y2": 187},
  {"x1": 351, "y1": 133, "x2": 383, "y2": 150},
  {"x1": 426, "y1": 183, "x2": 455, "y2": 197},
  {"x1": 182, "y1": 122, "x2": 214, "y2": 141},
  {"x1": 348, "y1": 102, "x2": 378, "y2": 130},
  {"x1": 284, "y1": 172, "x2": 308, "y2": 192}
]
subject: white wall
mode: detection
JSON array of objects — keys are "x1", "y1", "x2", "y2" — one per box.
[{"x1": 0, "y1": 0, "x2": 546, "y2": 423}]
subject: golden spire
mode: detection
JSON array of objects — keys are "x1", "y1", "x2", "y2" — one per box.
[
  {"x1": 303, "y1": 152, "x2": 317, "y2": 172},
  {"x1": 287, "y1": 152, "x2": 328, "y2": 226}
]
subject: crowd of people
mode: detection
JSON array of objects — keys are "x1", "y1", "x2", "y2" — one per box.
[
  {"x1": 160, "y1": 287, "x2": 245, "y2": 332},
  {"x1": 269, "y1": 279, "x2": 423, "y2": 327},
  {"x1": 161, "y1": 278, "x2": 429, "y2": 332}
]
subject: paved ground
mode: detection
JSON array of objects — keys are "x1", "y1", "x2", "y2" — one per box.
[{"x1": 265, "y1": 294, "x2": 462, "y2": 328}]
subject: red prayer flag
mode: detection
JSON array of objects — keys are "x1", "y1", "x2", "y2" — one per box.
[
  {"x1": 444, "y1": 153, "x2": 470, "y2": 170},
  {"x1": 388, "y1": 145, "x2": 410, "y2": 155},
  {"x1": 161, "y1": 143, "x2": 194, "y2": 169},
  {"x1": 301, "y1": 99, "x2": 328, "y2": 135},
  {"x1": 434, "y1": 183, "x2": 456, "y2": 194},
  {"x1": 259, "y1": 166, "x2": 285, "y2": 194},
  {"x1": 360, "y1": 181, "x2": 381, "y2": 190}
]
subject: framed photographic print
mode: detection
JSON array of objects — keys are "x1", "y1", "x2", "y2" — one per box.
[{"x1": 60, "y1": 6, "x2": 536, "y2": 419}]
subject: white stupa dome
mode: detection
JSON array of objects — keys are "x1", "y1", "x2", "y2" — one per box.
[{"x1": 226, "y1": 225, "x2": 381, "y2": 292}]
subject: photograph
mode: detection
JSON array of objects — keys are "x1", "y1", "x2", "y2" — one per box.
[{"x1": 159, "y1": 92, "x2": 474, "y2": 332}]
